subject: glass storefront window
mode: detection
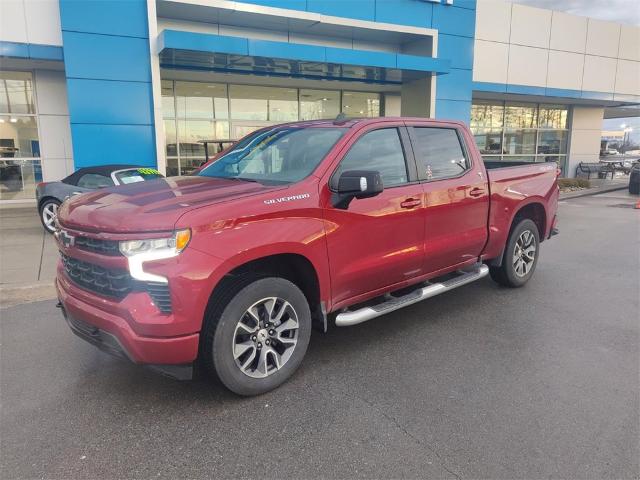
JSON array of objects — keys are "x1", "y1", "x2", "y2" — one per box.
[
  {"x1": 176, "y1": 119, "x2": 230, "y2": 158},
  {"x1": 0, "y1": 71, "x2": 35, "y2": 115},
  {"x1": 539, "y1": 105, "x2": 568, "y2": 129},
  {"x1": 503, "y1": 129, "x2": 537, "y2": 155},
  {"x1": 300, "y1": 89, "x2": 340, "y2": 120},
  {"x1": 537, "y1": 130, "x2": 567, "y2": 155},
  {"x1": 470, "y1": 100, "x2": 570, "y2": 175},
  {"x1": 471, "y1": 102, "x2": 504, "y2": 129},
  {"x1": 473, "y1": 130, "x2": 503, "y2": 155},
  {"x1": 161, "y1": 80, "x2": 386, "y2": 176},
  {"x1": 342, "y1": 91, "x2": 380, "y2": 117},
  {"x1": 176, "y1": 82, "x2": 228, "y2": 120},
  {"x1": 230, "y1": 85, "x2": 297, "y2": 121},
  {"x1": 0, "y1": 116, "x2": 40, "y2": 158},
  {"x1": 505, "y1": 104, "x2": 538, "y2": 129}
]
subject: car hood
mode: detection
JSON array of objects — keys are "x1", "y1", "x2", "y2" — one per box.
[{"x1": 58, "y1": 176, "x2": 279, "y2": 233}]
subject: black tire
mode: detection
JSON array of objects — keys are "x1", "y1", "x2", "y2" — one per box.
[
  {"x1": 489, "y1": 218, "x2": 540, "y2": 288},
  {"x1": 201, "y1": 276, "x2": 311, "y2": 396},
  {"x1": 629, "y1": 181, "x2": 639, "y2": 195},
  {"x1": 39, "y1": 199, "x2": 61, "y2": 234}
]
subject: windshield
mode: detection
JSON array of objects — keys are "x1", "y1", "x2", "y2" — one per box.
[
  {"x1": 115, "y1": 168, "x2": 164, "y2": 184},
  {"x1": 198, "y1": 126, "x2": 346, "y2": 184}
]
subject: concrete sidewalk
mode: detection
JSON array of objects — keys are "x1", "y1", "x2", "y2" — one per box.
[{"x1": 0, "y1": 206, "x2": 58, "y2": 307}]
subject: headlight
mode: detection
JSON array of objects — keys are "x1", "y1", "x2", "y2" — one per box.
[{"x1": 120, "y1": 229, "x2": 191, "y2": 283}]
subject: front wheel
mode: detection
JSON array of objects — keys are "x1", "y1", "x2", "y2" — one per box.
[
  {"x1": 201, "y1": 277, "x2": 311, "y2": 396},
  {"x1": 39, "y1": 199, "x2": 61, "y2": 234},
  {"x1": 490, "y1": 218, "x2": 540, "y2": 288}
]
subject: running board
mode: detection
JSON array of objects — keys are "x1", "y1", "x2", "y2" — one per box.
[{"x1": 335, "y1": 264, "x2": 489, "y2": 327}]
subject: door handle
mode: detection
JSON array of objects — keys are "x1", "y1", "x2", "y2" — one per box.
[
  {"x1": 400, "y1": 198, "x2": 422, "y2": 209},
  {"x1": 469, "y1": 188, "x2": 485, "y2": 197}
]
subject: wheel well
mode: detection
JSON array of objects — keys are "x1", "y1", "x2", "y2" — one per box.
[
  {"x1": 206, "y1": 254, "x2": 324, "y2": 331},
  {"x1": 487, "y1": 202, "x2": 546, "y2": 267},
  {"x1": 38, "y1": 196, "x2": 60, "y2": 210},
  {"x1": 513, "y1": 202, "x2": 546, "y2": 239}
]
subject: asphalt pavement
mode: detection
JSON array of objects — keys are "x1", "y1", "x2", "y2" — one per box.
[{"x1": 1, "y1": 191, "x2": 638, "y2": 479}]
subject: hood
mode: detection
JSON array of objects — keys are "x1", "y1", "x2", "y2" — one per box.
[{"x1": 58, "y1": 176, "x2": 278, "y2": 233}]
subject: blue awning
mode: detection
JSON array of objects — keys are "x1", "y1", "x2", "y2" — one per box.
[{"x1": 159, "y1": 30, "x2": 449, "y2": 85}]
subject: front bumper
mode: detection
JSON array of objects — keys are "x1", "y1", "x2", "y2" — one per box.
[{"x1": 56, "y1": 273, "x2": 200, "y2": 378}]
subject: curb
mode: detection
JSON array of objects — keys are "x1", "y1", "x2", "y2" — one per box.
[
  {"x1": 0, "y1": 283, "x2": 57, "y2": 309},
  {"x1": 560, "y1": 184, "x2": 627, "y2": 200}
]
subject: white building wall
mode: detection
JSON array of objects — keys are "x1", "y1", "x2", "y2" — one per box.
[
  {"x1": 567, "y1": 107, "x2": 605, "y2": 178},
  {"x1": 473, "y1": 0, "x2": 640, "y2": 99},
  {"x1": 34, "y1": 70, "x2": 74, "y2": 182},
  {"x1": 0, "y1": 0, "x2": 62, "y2": 45}
]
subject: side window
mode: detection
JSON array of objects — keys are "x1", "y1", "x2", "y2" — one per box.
[
  {"x1": 412, "y1": 128, "x2": 468, "y2": 181},
  {"x1": 76, "y1": 174, "x2": 114, "y2": 189},
  {"x1": 333, "y1": 128, "x2": 408, "y2": 188}
]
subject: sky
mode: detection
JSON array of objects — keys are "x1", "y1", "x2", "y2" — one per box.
[{"x1": 511, "y1": 0, "x2": 640, "y2": 26}]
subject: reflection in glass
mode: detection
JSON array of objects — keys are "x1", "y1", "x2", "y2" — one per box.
[
  {"x1": 167, "y1": 157, "x2": 180, "y2": 177},
  {"x1": 539, "y1": 105, "x2": 567, "y2": 129},
  {"x1": 471, "y1": 102, "x2": 504, "y2": 129},
  {"x1": 505, "y1": 104, "x2": 537, "y2": 129},
  {"x1": 0, "y1": 71, "x2": 35, "y2": 114},
  {"x1": 0, "y1": 116, "x2": 40, "y2": 158},
  {"x1": 537, "y1": 130, "x2": 567, "y2": 154},
  {"x1": 342, "y1": 91, "x2": 380, "y2": 117},
  {"x1": 504, "y1": 155, "x2": 535, "y2": 162},
  {"x1": 300, "y1": 89, "x2": 340, "y2": 120}
]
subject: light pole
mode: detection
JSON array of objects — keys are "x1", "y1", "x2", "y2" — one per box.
[{"x1": 620, "y1": 124, "x2": 633, "y2": 157}]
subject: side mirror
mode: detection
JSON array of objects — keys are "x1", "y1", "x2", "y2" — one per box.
[{"x1": 333, "y1": 170, "x2": 383, "y2": 209}]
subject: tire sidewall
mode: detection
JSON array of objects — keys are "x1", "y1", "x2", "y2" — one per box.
[
  {"x1": 211, "y1": 277, "x2": 311, "y2": 396},
  {"x1": 503, "y1": 219, "x2": 540, "y2": 287},
  {"x1": 39, "y1": 199, "x2": 60, "y2": 234}
]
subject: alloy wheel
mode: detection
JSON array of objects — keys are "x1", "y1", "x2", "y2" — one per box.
[
  {"x1": 232, "y1": 297, "x2": 299, "y2": 378},
  {"x1": 42, "y1": 203, "x2": 58, "y2": 231},
  {"x1": 513, "y1": 230, "x2": 536, "y2": 277}
]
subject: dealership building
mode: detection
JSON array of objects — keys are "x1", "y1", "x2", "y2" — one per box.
[{"x1": 0, "y1": 0, "x2": 639, "y2": 201}]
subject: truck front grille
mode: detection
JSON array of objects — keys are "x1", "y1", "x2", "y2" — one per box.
[
  {"x1": 60, "y1": 253, "x2": 173, "y2": 313},
  {"x1": 74, "y1": 236, "x2": 121, "y2": 256},
  {"x1": 61, "y1": 253, "x2": 132, "y2": 298}
]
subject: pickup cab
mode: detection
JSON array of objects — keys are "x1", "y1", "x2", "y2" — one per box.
[{"x1": 55, "y1": 118, "x2": 559, "y2": 395}]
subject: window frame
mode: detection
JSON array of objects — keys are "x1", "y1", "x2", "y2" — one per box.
[
  {"x1": 329, "y1": 126, "x2": 418, "y2": 192},
  {"x1": 407, "y1": 126, "x2": 472, "y2": 183}
]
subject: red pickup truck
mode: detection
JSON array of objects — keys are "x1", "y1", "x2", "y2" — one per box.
[{"x1": 55, "y1": 117, "x2": 559, "y2": 395}]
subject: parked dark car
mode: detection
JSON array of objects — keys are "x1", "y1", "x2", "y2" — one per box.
[
  {"x1": 629, "y1": 161, "x2": 640, "y2": 195},
  {"x1": 36, "y1": 165, "x2": 163, "y2": 233}
]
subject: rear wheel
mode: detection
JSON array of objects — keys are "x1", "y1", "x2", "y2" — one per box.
[
  {"x1": 490, "y1": 218, "x2": 540, "y2": 288},
  {"x1": 39, "y1": 199, "x2": 61, "y2": 234},
  {"x1": 201, "y1": 276, "x2": 311, "y2": 396}
]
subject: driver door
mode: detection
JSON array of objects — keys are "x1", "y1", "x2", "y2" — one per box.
[{"x1": 321, "y1": 125, "x2": 426, "y2": 307}]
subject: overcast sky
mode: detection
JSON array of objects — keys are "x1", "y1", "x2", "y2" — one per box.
[{"x1": 511, "y1": 0, "x2": 640, "y2": 26}]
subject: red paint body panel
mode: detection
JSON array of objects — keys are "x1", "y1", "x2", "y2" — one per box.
[{"x1": 55, "y1": 117, "x2": 558, "y2": 366}]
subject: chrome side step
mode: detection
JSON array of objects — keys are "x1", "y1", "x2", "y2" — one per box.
[{"x1": 335, "y1": 264, "x2": 489, "y2": 327}]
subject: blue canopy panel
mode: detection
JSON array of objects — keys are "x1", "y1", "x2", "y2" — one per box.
[{"x1": 159, "y1": 30, "x2": 450, "y2": 85}]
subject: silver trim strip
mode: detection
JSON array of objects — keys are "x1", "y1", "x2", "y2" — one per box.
[{"x1": 335, "y1": 264, "x2": 489, "y2": 327}]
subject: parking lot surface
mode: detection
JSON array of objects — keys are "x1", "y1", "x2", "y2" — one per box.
[{"x1": 1, "y1": 191, "x2": 638, "y2": 479}]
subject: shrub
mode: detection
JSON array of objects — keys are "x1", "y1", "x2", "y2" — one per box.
[{"x1": 558, "y1": 178, "x2": 591, "y2": 189}]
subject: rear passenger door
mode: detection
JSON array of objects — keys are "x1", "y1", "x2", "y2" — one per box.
[
  {"x1": 322, "y1": 125, "x2": 426, "y2": 306},
  {"x1": 407, "y1": 124, "x2": 489, "y2": 275}
]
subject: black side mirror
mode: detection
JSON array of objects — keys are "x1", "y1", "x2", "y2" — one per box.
[{"x1": 332, "y1": 170, "x2": 383, "y2": 209}]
